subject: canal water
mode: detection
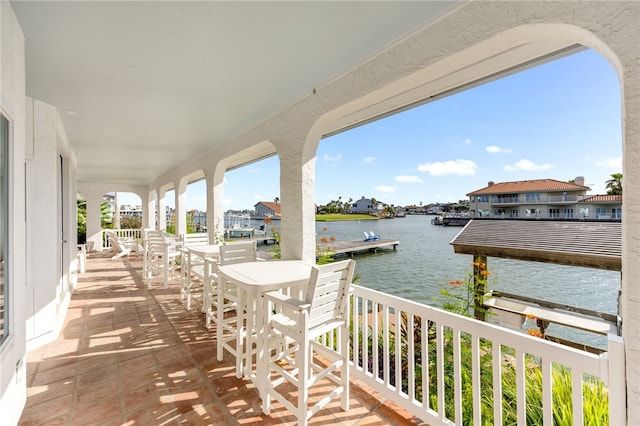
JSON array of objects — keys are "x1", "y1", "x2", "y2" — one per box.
[{"x1": 254, "y1": 214, "x2": 620, "y2": 348}]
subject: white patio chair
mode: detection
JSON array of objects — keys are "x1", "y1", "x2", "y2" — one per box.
[
  {"x1": 215, "y1": 240, "x2": 258, "y2": 363},
  {"x1": 145, "y1": 230, "x2": 182, "y2": 288},
  {"x1": 179, "y1": 232, "x2": 210, "y2": 310},
  {"x1": 105, "y1": 230, "x2": 141, "y2": 259},
  {"x1": 141, "y1": 228, "x2": 154, "y2": 280},
  {"x1": 261, "y1": 259, "x2": 356, "y2": 426}
]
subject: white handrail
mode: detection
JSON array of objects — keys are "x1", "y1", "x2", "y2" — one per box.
[{"x1": 346, "y1": 284, "x2": 625, "y2": 425}]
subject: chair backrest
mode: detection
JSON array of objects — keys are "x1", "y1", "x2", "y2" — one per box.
[
  {"x1": 220, "y1": 240, "x2": 257, "y2": 265},
  {"x1": 105, "y1": 230, "x2": 119, "y2": 250},
  {"x1": 305, "y1": 259, "x2": 355, "y2": 329},
  {"x1": 182, "y1": 232, "x2": 209, "y2": 248},
  {"x1": 146, "y1": 230, "x2": 173, "y2": 255}
]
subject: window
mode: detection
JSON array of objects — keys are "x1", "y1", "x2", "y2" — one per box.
[
  {"x1": 596, "y1": 207, "x2": 607, "y2": 219},
  {"x1": 0, "y1": 114, "x2": 8, "y2": 344},
  {"x1": 612, "y1": 208, "x2": 622, "y2": 219},
  {"x1": 477, "y1": 195, "x2": 489, "y2": 203},
  {"x1": 549, "y1": 208, "x2": 560, "y2": 218},
  {"x1": 525, "y1": 208, "x2": 540, "y2": 217},
  {"x1": 564, "y1": 208, "x2": 574, "y2": 218},
  {"x1": 526, "y1": 192, "x2": 541, "y2": 202}
]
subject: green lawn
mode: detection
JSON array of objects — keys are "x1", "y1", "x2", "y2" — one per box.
[{"x1": 315, "y1": 214, "x2": 377, "y2": 221}]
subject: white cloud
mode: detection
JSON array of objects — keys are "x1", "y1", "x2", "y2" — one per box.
[
  {"x1": 464, "y1": 138, "x2": 472, "y2": 145},
  {"x1": 594, "y1": 156, "x2": 622, "y2": 168},
  {"x1": 417, "y1": 159, "x2": 478, "y2": 176},
  {"x1": 504, "y1": 159, "x2": 555, "y2": 171},
  {"x1": 394, "y1": 175, "x2": 423, "y2": 183},
  {"x1": 323, "y1": 153, "x2": 342, "y2": 162},
  {"x1": 364, "y1": 156, "x2": 376, "y2": 164},
  {"x1": 376, "y1": 185, "x2": 396, "y2": 193},
  {"x1": 486, "y1": 145, "x2": 512, "y2": 154}
]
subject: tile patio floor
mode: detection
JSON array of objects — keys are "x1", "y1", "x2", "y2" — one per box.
[{"x1": 19, "y1": 252, "x2": 426, "y2": 425}]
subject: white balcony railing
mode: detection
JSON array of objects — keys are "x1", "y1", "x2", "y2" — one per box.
[
  {"x1": 100, "y1": 228, "x2": 143, "y2": 250},
  {"x1": 340, "y1": 284, "x2": 625, "y2": 426}
]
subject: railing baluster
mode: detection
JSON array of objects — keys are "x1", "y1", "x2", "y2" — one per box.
[
  {"x1": 408, "y1": 312, "x2": 416, "y2": 401},
  {"x1": 492, "y1": 342, "x2": 503, "y2": 425},
  {"x1": 516, "y1": 349, "x2": 526, "y2": 425},
  {"x1": 421, "y1": 315, "x2": 429, "y2": 410},
  {"x1": 453, "y1": 328, "x2": 462, "y2": 424},
  {"x1": 363, "y1": 298, "x2": 370, "y2": 376},
  {"x1": 437, "y1": 322, "x2": 445, "y2": 421},
  {"x1": 372, "y1": 301, "x2": 379, "y2": 381},
  {"x1": 472, "y1": 334, "x2": 481, "y2": 425},
  {"x1": 395, "y1": 308, "x2": 401, "y2": 394},
  {"x1": 573, "y1": 369, "x2": 584, "y2": 425},
  {"x1": 352, "y1": 294, "x2": 360, "y2": 371},
  {"x1": 382, "y1": 303, "x2": 390, "y2": 387},
  {"x1": 542, "y1": 358, "x2": 553, "y2": 424}
]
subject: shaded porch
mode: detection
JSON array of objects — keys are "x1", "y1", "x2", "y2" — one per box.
[{"x1": 19, "y1": 253, "x2": 423, "y2": 425}]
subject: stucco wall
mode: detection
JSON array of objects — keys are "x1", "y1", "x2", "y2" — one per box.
[
  {"x1": 0, "y1": 2, "x2": 27, "y2": 425},
  {"x1": 24, "y1": 99, "x2": 72, "y2": 350}
]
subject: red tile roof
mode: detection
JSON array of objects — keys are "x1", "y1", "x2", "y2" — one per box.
[
  {"x1": 467, "y1": 179, "x2": 590, "y2": 196},
  {"x1": 579, "y1": 194, "x2": 623, "y2": 203},
  {"x1": 255, "y1": 201, "x2": 281, "y2": 215}
]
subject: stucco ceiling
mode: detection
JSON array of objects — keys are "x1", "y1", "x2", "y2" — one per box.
[{"x1": 10, "y1": 1, "x2": 463, "y2": 186}]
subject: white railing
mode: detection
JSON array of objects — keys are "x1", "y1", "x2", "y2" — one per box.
[
  {"x1": 100, "y1": 228, "x2": 143, "y2": 250},
  {"x1": 344, "y1": 284, "x2": 625, "y2": 426}
]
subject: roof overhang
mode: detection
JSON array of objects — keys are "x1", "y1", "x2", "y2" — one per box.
[{"x1": 450, "y1": 219, "x2": 621, "y2": 271}]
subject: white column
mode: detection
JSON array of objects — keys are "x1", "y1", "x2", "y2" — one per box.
[
  {"x1": 278, "y1": 143, "x2": 316, "y2": 263},
  {"x1": 113, "y1": 192, "x2": 120, "y2": 229},
  {"x1": 157, "y1": 188, "x2": 167, "y2": 231},
  {"x1": 210, "y1": 167, "x2": 225, "y2": 243},
  {"x1": 84, "y1": 190, "x2": 104, "y2": 252},
  {"x1": 176, "y1": 178, "x2": 187, "y2": 237}
]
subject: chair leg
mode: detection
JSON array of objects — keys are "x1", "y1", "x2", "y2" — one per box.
[
  {"x1": 297, "y1": 340, "x2": 310, "y2": 426},
  {"x1": 340, "y1": 325, "x2": 349, "y2": 410}
]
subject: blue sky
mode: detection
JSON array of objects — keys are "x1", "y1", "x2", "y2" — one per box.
[{"x1": 119, "y1": 49, "x2": 622, "y2": 212}]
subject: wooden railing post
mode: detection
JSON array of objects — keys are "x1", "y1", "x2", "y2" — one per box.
[{"x1": 473, "y1": 254, "x2": 487, "y2": 321}]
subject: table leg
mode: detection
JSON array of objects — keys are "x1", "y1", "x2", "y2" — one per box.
[
  {"x1": 216, "y1": 274, "x2": 224, "y2": 361},
  {"x1": 236, "y1": 287, "x2": 246, "y2": 378},
  {"x1": 244, "y1": 288, "x2": 258, "y2": 379}
]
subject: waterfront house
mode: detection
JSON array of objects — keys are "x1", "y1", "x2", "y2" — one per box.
[
  {"x1": 254, "y1": 201, "x2": 281, "y2": 218},
  {"x1": 466, "y1": 176, "x2": 622, "y2": 219},
  {"x1": 349, "y1": 196, "x2": 385, "y2": 215},
  {"x1": 578, "y1": 194, "x2": 623, "y2": 219},
  {"x1": 1, "y1": 2, "x2": 638, "y2": 425}
]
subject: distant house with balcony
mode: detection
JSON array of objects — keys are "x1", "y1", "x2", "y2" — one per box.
[
  {"x1": 578, "y1": 194, "x2": 623, "y2": 219},
  {"x1": 254, "y1": 201, "x2": 281, "y2": 218},
  {"x1": 349, "y1": 197, "x2": 384, "y2": 215},
  {"x1": 119, "y1": 204, "x2": 142, "y2": 219},
  {"x1": 467, "y1": 176, "x2": 622, "y2": 220}
]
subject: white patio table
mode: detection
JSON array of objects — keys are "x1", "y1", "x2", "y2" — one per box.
[
  {"x1": 216, "y1": 260, "x2": 313, "y2": 387},
  {"x1": 185, "y1": 244, "x2": 221, "y2": 315}
]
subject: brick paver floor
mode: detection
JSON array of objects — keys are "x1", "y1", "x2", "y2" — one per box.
[{"x1": 18, "y1": 251, "x2": 425, "y2": 425}]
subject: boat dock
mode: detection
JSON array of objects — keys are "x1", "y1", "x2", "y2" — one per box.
[
  {"x1": 228, "y1": 235, "x2": 278, "y2": 245},
  {"x1": 318, "y1": 239, "x2": 399, "y2": 258},
  {"x1": 431, "y1": 215, "x2": 471, "y2": 226}
]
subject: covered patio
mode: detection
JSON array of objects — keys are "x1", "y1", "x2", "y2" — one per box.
[
  {"x1": 19, "y1": 253, "x2": 422, "y2": 425},
  {"x1": 1, "y1": 2, "x2": 638, "y2": 424}
]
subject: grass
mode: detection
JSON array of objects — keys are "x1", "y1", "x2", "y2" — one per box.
[{"x1": 315, "y1": 214, "x2": 377, "y2": 221}]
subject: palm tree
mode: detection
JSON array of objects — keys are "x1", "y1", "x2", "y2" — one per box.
[{"x1": 605, "y1": 173, "x2": 623, "y2": 195}]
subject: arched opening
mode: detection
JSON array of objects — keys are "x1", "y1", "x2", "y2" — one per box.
[{"x1": 313, "y1": 48, "x2": 621, "y2": 348}]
